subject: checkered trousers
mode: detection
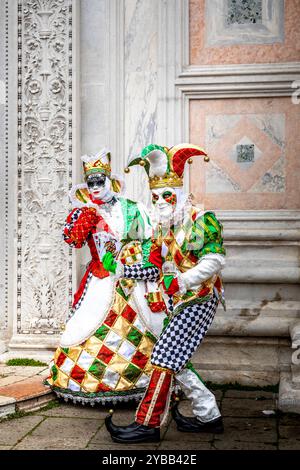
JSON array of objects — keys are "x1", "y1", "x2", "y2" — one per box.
[
  {"x1": 151, "y1": 295, "x2": 218, "y2": 373},
  {"x1": 123, "y1": 264, "x2": 159, "y2": 281}
]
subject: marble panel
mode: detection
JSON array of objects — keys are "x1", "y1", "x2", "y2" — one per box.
[
  {"x1": 189, "y1": 97, "x2": 300, "y2": 210},
  {"x1": 80, "y1": 0, "x2": 109, "y2": 155},
  {"x1": 123, "y1": 0, "x2": 158, "y2": 203},
  {"x1": 190, "y1": 0, "x2": 300, "y2": 65}
]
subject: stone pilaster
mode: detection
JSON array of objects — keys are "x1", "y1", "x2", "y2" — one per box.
[{"x1": 5, "y1": 0, "x2": 79, "y2": 357}]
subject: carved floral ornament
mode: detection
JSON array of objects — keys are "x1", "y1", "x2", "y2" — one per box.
[{"x1": 18, "y1": 0, "x2": 73, "y2": 334}]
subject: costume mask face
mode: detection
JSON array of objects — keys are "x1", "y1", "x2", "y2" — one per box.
[
  {"x1": 86, "y1": 173, "x2": 113, "y2": 202},
  {"x1": 151, "y1": 187, "x2": 177, "y2": 221}
]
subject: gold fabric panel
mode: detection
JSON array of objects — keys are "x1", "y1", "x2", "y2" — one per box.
[
  {"x1": 138, "y1": 337, "x2": 155, "y2": 356},
  {"x1": 112, "y1": 316, "x2": 131, "y2": 336},
  {"x1": 116, "y1": 376, "x2": 134, "y2": 391},
  {"x1": 108, "y1": 354, "x2": 129, "y2": 375},
  {"x1": 81, "y1": 372, "x2": 100, "y2": 393},
  {"x1": 55, "y1": 369, "x2": 69, "y2": 389},
  {"x1": 67, "y1": 345, "x2": 82, "y2": 363},
  {"x1": 84, "y1": 336, "x2": 102, "y2": 357}
]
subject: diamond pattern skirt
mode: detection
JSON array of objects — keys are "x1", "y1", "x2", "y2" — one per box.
[{"x1": 45, "y1": 281, "x2": 158, "y2": 405}]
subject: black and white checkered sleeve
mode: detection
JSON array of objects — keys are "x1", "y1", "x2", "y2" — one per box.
[{"x1": 123, "y1": 264, "x2": 160, "y2": 281}]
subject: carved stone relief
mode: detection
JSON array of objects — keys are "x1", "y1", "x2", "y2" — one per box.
[
  {"x1": 17, "y1": 0, "x2": 73, "y2": 335},
  {"x1": 0, "y1": 0, "x2": 9, "y2": 332}
]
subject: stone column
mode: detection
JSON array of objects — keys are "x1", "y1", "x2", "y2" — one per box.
[{"x1": 2, "y1": 0, "x2": 80, "y2": 359}]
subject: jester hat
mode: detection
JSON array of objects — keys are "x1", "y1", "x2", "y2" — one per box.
[{"x1": 125, "y1": 143, "x2": 209, "y2": 189}]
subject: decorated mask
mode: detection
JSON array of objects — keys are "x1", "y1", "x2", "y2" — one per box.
[
  {"x1": 151, "y1": 187, "x2": 177, "y2": 221},
  {"x1": 86, "y1": 173, "x2": 113, "y2": 202}
]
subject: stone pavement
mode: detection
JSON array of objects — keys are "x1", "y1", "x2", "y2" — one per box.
[
  {"x1": 0, "y1": 386, "x2": 300, "y2": 450},
  {"x1": 0, "y1": 365, "x2": 54, "y2": 417}
]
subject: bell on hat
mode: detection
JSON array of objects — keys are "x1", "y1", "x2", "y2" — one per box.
[{"x1": 125, "y1": 143, "x2": 209, "y2": 189}]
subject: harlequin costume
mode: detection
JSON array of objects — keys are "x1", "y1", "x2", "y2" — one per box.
[
  {"x1": 105, "y1": 144, "x2": 226, "y2": 443},
  {"x1": 45, "y1": 149, "x2": 167, "y2": 405}
]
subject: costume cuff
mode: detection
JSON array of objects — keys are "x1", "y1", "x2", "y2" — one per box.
[
  {"x1": 181, "y1": 253, "x2": 225, "y2": 291},
  {"x1": 115, "y1": 261, "x2": 124, "y2": 279},
  {"x1": 177, "y1": 273, "x2": 187, "y2": 295}
]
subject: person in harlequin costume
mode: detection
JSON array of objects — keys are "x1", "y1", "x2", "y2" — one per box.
[
  {"x1": 104, "y1": 143, "x2": 226, "y2": 443},
  {"x1": 45, "y1": 148, "x2": 168, "y2": 404}
]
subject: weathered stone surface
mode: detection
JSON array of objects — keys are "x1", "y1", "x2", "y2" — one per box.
[
  {"x1": 40, "y1": 403, "x2": 109, "y2": 419},
  {"x1": 0, "y1": 376, "x2": 28, "y2": 387},
  {"x1": 0, "y1": 396, "x2": 16, "y2": 418},
  {"x1": 13, "y1": 417, "x2": 100, "y2": 450},
  {"x1": 213, "y1": 439, "x2": 276, "y2": 450},
  {"x1": 278, "y1": 425, "x2": 300, "y2": 439},
  {"x1": 16, "y1": 393, "x2": 55, "y2": 413},
  {"x1": 279, "y1": 413, "x2": 300, "y2": 425},
  {"x1": 224, "y1": 390, "x2": 276, "y2": 399},
  {"x1": 278, "y1": 439, "x2": 300, "y2": 450},
  {"x1": 222, "y1": 398, "x2": 276, "y2": 418},
  {"x1": 220, "y1": 417, "x2": 277, "y2": 443},
  {"x1": 0, "y1": 416, "x2": 44, "y2": 446},
  {"x1": 0, "y1": 366, "x2": 47, "y2": 377},
  {"x1": 158, "y1": 441, "x2": 214, "y2": 450},
  {"x1": 87, "y1": 442, "x2": 160, "y2": 450},
  {"x1": 0, "y1": 376, "x2": 50, "y2": 401}
]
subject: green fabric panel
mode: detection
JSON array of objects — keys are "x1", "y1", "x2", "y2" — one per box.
[
  {"x1": 198, "y1": 242, "x2": 226, "y2": 257},
  {"x1": 190, "y1": 211, "x2": 225, "y2": 258},
  {"x1": 123, "y1": 363, "x2": 141, "y2": 382},
  {"x1": 119, "y1": 198, "x2": 138, "y2": 239},
  {"x1": 141, "y1": 144, "x2": 165, "y2": 158},
  {"x1": 61, "y1": 348, "x2": 69, "y2": 354},
  {"x1": 94, "y1": 325, "x2": 109, "y2": 341},
  {"x1": 116, "y1": 285, "x2": 129, "y2": 301},
  {"x1": 127, "y1": 327, "x2": 143, "y2": 347},
  {"x1": 89, "y1": 359, "x2": 106, "y2": 379},
  {"x1": 145, "y1": 330, "x2": 157, "y2": 343},
  {"x1": 163, "y1": 274, "x2": 175, "y2": 290},
  {"x1": 51, "y1": 365, "x2": 58, "y2": 381}
]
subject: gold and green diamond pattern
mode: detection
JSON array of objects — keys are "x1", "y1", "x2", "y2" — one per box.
[{"x1": 126, "y1": 327, "x2": 143, "y2": 347}]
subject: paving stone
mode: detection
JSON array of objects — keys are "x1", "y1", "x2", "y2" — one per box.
[
  {"x1": 87, "y1": 442, "x2": 160, "y2": 450},
  {"x1": 278, "y1": 439, "x2": 300, "y2": 450},
  {"x1": 0, "y1": 415, "x2": 44, "y2": 446},
  {"x1": 219, "y1": 417, "x2": 277, "y2": 443},
  {"x1": 162, "y1": 420, "x2": 213, "y2": 443},
  {"x1": 0, "y1": 376, "x2": 50, "y2": 401},
  {"x1": 213, "y1": 439, "x2": 277, "y2": 450},
  {"x1": 40, "y1": 403, "x2": 110, "y2": 419},
  {"x1": 224, "y1": 390, "x2": 276, "y2": 400},
  {"x1": 0, "y1": 396, "x2": 16, "y2": 418},
  {"x1": 0, "y1": 366, "x2": 46, "y2": 377},
  {"x1": 278, "y1": 425, "x2": 300, "y2": 439},
  {"x1": 0, "y1": 445, "x2": 12, "y2": 450},
  {"x1": 222, "y1": 398, "x2": 276, "y2": 418},
  {"x1": 13, "y1": 416, "x2": 100, "y2": 450},
  {"x1": 158, "y1": 441, "x2": 214, "y2": 450},
  {"x1": 0, "y1": 376, "x2": 28, "y2": 387},
  {"x1": 279, "y1": 413, "x2": 300, "y2": 426},
  {"x1": 17, "y1": 392, "x2": 55, "y2": 413}
]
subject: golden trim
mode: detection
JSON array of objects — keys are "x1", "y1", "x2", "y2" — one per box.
[
  {"x1": 149, "y1": 172, "x2": 183, "y2": 189},
  {"x1": 143, "y1": 372, "x2": 166, "y2": 426},
  {"x1": 152, "y1": 365, "x2": 175, "y2": 374}
]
